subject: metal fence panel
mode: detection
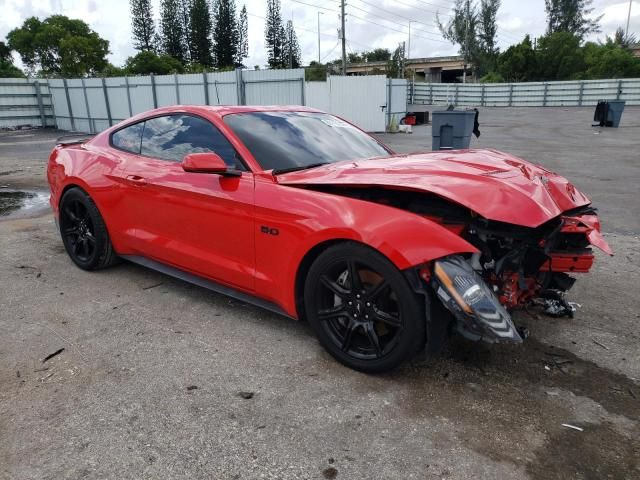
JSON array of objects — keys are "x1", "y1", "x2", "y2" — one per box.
[
  {"x1": 305, "y1": 81, "x2": 330, "y2": 112},
  {"x1": 104, "y1": 77, "x2": 132, "y2": 123},
  {"x1": 205, "y1": 71, "x2": 237, "y2": 105},
  {"x1": 329, "y1": 76, "x2": 388, "y2": 132},
  {"x1": 243, "y1": 69, "x2": 305, "y2": 105},
  {"x1": 410, "y1": 78, "x2": 640, "y2": 107},
  {"x1": 0, "y1": 78, "x2": 55, "y2": 129},
  {"x1": 127, "y1": 76, "x2": 155, "y2": 114}
]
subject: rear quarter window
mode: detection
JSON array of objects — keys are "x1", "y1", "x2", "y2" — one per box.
[{"x1": 111, "y1": 122, "x2": 144, "y2": 154}]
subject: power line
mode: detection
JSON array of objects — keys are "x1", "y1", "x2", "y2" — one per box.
[
  {"x1": 351, "y1": 0, "x2": 448, "y2": 27},
  {"x1": 348, "y1": 1, "x2": 443, "y2": 38},
  {"x1": 348, "y1": 11, "x2": 451, "y2": 44},
  {"x1": 286, "y1": 0, "x2": 338, "y2": 13}
]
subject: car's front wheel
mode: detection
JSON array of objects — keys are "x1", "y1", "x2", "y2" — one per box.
[
  {"x1": 59, "y1": 188, "x2": 118, "y2": 271},
  {"x1": 304, "y1": 242, "x2": 426, "y2": 373}
]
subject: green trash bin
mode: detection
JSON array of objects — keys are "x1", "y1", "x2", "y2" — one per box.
[
  {"x1": 606, "y1": 100, "x2": 625, "y2": 128},
  {"x1": 432, "y1": 109, "x2": 476, "y2": 150}
]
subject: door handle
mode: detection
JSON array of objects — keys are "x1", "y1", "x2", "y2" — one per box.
[{"x1": 126, "y1": 175, "x2": 147, "y2": 186}]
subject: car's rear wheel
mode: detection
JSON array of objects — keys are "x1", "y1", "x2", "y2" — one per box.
[
  {"x1": 59, "y1": 188, "x2": 118, "y2": 271},
  {"x1": 304, "y1": 242, "x2": 426, "y2": 373}
]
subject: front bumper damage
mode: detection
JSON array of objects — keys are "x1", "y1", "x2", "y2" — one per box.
[{"x1": 431, "y1": 255, "x2": 523, "y2": 344}]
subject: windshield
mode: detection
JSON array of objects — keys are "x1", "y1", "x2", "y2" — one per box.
[{"x1": 223, "y1": 111, "x2": 391, "y2": 172}]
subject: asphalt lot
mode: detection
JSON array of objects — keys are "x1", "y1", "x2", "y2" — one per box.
[{"x1": 1, "y1": 107, "x2": 639, "y2": 479}]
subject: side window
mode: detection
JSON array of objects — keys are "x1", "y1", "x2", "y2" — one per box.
[
  {"x1": 140, "y1": 114, "x2": 243, "y2": 169},
  {"x1": 111, "y1": 122, "x2": 143, "y2": 154}
]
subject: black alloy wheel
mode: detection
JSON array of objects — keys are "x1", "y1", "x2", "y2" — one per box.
[
  {"x1": 305, "y1": 242, "x2": 426, "y2": 373},
  {"x1": 59, "y1": 188, "x2": 118, "y2": 270}
]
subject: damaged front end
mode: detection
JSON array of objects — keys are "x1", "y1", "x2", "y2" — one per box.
[
  {"x1": 424, "y1": 205, "x2": 612, "y2": 345},
  {"x1": 431, "y1": 255, "x2": 523, "y2": 343}
]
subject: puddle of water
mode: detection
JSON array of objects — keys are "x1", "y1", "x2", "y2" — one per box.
[{"x1": 0, "y1": 190, "x2": 50, "y2": 218}]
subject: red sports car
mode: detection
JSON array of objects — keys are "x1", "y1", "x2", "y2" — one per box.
[{"x1": 47, "y1": 105, "x2": 612, "y2": 372}]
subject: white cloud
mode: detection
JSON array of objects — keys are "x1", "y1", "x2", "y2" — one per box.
[{"x1": 1, "y1": 0, "x2": 638, "y2": 72}]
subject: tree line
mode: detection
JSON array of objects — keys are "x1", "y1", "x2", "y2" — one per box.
[
  {"x1": 0, "y1": 0, "x2": 638, "y2": 81},
  {"x1": 437, "y1": 0, "x2": 640, "y2": 82},
  {"x1": 129, "y1": 0, "x2": 249, "y2": 71},
  {"x1": 1, "y1": 0, "x2": 301, "y2": 77}
]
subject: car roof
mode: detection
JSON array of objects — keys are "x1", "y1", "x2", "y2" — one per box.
[{"x1": 132, "y1": 104, "x2": 324, "y2": 119}]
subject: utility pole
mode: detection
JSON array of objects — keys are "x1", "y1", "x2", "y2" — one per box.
[
  {"x1": 626, "y1": 0, "x2": 632, "y2": 38},
  {"x1": 408, "y1": 21, "x2": 412, "y2": 83},
  {"x1": 317, "y1": 12, "x2": 323, "y2": 63},
  {"x1": 463, "y1": 15, "x2": 469, "y2": 84},
  {"x1": 289, "y1": 20, "x2": 293, "y2": 69},
  {"x1": 340, "y1": 0, "x2": 347, "y2": 75}
]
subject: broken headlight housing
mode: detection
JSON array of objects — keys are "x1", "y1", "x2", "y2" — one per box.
[{"x1": 431, "y1": 255, "x2": 522, "y2": 343}]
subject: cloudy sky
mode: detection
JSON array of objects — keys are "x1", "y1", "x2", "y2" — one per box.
[{"x1": 0, "y1": 0, "x2": 638, "y2": 69}]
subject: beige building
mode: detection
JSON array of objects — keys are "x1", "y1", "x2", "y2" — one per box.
[{"x1": 346, "y1": 55, "x2": 469, "y2": 83}]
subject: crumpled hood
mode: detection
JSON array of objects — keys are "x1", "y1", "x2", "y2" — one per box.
[{"x1": 277, "y1": 149, "x2": 590, "y2": 228}]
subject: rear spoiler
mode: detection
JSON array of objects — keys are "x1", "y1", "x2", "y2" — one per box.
[{"x1": 55, "y1": 133, "x2": 96, "y2": 146}]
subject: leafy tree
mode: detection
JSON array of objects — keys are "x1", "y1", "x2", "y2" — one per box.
[
  {"x1": 189, "y1": 0, "x2": 213, "y2": 66},
  {"x1": 160, "y1": 0, "x2": 187, "y2": 62},
  {"x1": 305, "y1": 61, "x2": 327, "y2": 81},
  {"x1": 437, "y1": 0, "x2": 480, "y2": 78},
  {"x1": 347, "y1": 52, "x2": 363, "y2": 63},
  {"x1": 236, "y1": 5, "x2": 249, "y2": 66},
  {"x1": 282, "y1": 20, "x2": 301, "y2": 68},
  {"x1": 387, "y1": 44, "x2": 406, "y2": 78},
  {"x1": 180, "y1": 0, "x2": 193, "y2": 61},
  {"x1": 213, "y1": 0, "x2": 240, "y2": 68},
  {"x1": 130, "y1": 0, "x2": 158, "y2": 51},
  {"x1": 477, "y1": 0, "x2": 500, "y2": 74},
  {"x1": 124, "y1": 50, "x2": 184, "y2": 74},
  {"x1": 536, "y1": 31, "x2": 584, "y2": 80},
  {"x1": 479, "y1": 71, "x2": 504, "y2": 82},
  {"x1": 606, "y1": 27, "x2": 637, "y2": 50},
  {"x1": 0, "y1": 42, "x2": 24, "y2": 77},
  {"x1": 583, "y1": 41, "x2": 640, "y2": 78},
  {"x1": 0, "y1": 60, "x2": 25, "y2": 78},
  {"x1": 7, "y1": 15, "x2": 109, "y2": 77},
  {"x1": 364, "y1": 48, "x2": 391, "y2": 62},
  {"x1": 497, "y1": 34, "x2": 537, "y2": 81},
  {"x1": 544, "y1": 0, "x2": 602, "y2": 40},
  {"x1": 265, "y1": 0, "x2": 286, "y2": 68},
  {"x1": 98, "y1": 63, "x2": 127, "y2": 77},
  {"x1": 0, "y1": 41, "x2": 12, "y2": 62}
]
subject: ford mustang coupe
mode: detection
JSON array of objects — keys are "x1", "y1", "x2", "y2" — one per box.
[{"x1": 47, "y1": 106, "x2": 612, "y2": 372}]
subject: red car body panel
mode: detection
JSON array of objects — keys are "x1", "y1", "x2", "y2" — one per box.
[
  {"x1": 277, "y1": 149, "x2": 591, "y2": 229},
  {"x1": 47, "y1": 105, "x2": 610, "y2": 320}
]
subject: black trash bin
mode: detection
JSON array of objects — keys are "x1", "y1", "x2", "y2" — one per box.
[
  {"x1": 432, "y1": 109, "x2": 477, "y2": 150},
  {"x1": 593, "y1": 100, "x2": 625, "y2": 127},
  {"x1": 606, "y1": 100, "x2": 625, "y2": 127}
]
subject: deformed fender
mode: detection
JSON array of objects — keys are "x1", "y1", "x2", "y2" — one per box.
[{"x1": 255, "y1": 186, "x2": 479, "y2": 318}]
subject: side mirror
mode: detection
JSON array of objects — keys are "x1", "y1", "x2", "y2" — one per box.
[{"x1": 182, "y1": 152, "x2": 241, "y2": 176}]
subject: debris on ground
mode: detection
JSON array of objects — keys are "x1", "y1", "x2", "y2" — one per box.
[
  {"x1": 592, "y1": 339, "x2": 609, "y2": 350},
  {"x1": 322, "y1": 467, "x2": 338, "y2": 479},
  {"x1": 186, "y1": 385, "x2": 198, "y2": 391},
  {"x1": 238, "y1": 391, "x2": 254, "y2": 399},
  {"x1": 561, "y1": 424, "x2": 584, "y2": 432},
  {"x1": 42, "y1": 348, "x2": 64, "y2": 363},
  {"x1": 142, "y1": 282, "x2": 164, "y2": 290}
]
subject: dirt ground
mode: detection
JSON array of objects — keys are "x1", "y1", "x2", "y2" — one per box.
[{"x1": 0, "y1": 107, "x2": 639, "y2": 479}]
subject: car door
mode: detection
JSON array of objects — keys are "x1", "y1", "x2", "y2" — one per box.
[{"x1": 121, "y1": 113, "x2": 255, "y2": 292}]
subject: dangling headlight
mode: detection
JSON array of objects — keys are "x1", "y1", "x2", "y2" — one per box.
[{"x1": 432, "y1": 256, "x2": 522, "y2": 343}]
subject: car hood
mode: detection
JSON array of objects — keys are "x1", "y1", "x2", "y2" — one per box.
[{"x1": 276, "y1": 149, "x2": 591, "y2": 228}]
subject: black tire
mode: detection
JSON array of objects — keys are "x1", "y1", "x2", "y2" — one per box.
[
  {"x1": 304, "y1": 242, "x2": 426, "y2": 373},
  {"x1": 59, "y1": 188, "x2": 118, "y2": 271}
]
